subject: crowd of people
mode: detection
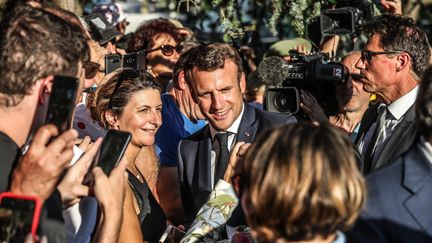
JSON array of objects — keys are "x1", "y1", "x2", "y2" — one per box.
[{"x1": 1, "y1": 0, "x2": 432, "y2": 243}]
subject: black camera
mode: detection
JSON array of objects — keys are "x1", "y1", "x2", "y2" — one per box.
[
  {"x1": 258, "y1": 52, "x2": 348, "y2": 116},
  {"x1": 320, "y1": 0, "x2": 373, "y2": 36}
]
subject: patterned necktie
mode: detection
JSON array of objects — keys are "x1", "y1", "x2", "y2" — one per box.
[
  {"x1": 364, "y1": 103, "x2": 387, "y2": 173},
  {"x1": 214, "y1": 132, "x2": 230, "y2": 185}
]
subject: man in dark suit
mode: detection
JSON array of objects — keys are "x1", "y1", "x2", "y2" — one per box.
[
  {"x1": 354, "y1": 14, "x2": 430, "y2": 174},
  {"x1": 348, "y1": 66, "x2": 432, "y2": 243},
  {"x1": 178, "y1": 43, "x2": 296, "y2": 222}
]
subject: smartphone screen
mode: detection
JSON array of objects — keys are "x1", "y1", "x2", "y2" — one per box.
[
  {"x1": 45, "y1": 76, "x2": 79, "y2": 133},
  {"x1": 97, "y1": 129, "x2": 131, "y2": 175},
  {"x1": 0, "y1": 194, "x2": 41, "y2": 243},
  {"x1": 105, "y1": 54, "x2": 122, "y2": 75}
]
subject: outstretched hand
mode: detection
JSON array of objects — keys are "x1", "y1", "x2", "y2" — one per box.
[
  {"x1": 10, "y1": 125, "x2": 77, "y2": 202},
  {"x1": 300, "y1": 90, "x2": 328, "y2": 125},
  {"x1": 224, "y1": 142, "x2": 251, "y2": 182},
  {"x1": 380, "y1": 0, "x2": 402, "y2": 15}
]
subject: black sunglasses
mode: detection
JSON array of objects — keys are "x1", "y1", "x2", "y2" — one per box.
[
  {"x1": 360, "y1": 49, "x2": 404, "y2": 63},
  {"x1": 108, "y1": 68, "x2": 140, "y2": 109},
  {"x1": 146, "y1": 44, "x2": 182, "y2": 57}
]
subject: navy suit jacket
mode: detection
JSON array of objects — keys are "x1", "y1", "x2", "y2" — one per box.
[
  {"x1": 348, "y1": 143, "x2": 432, "y2": 242},
  {"x1": 177, "y1": 103, "x2": 296, "y2": 221},
  {"x1": 355, "y1": 103, "x2": 417, "y2": 174}
]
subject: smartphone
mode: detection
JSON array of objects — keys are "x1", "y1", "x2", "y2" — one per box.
[
  {"x1": 105, "y1": 54, "x2": 122, "y2": 75},
  {"x1": 45, "y1": 75, "x2": 79, "y2": 133},
  {"x1": 96, "y1": 129, "x2": 131, "y2": 175},
  {"x1": 83, "y1": 129, "x2": 131, "y2": 185},
  {"x1": 105, "y1": 52, "x2": 147, "y2": 75},
  {"x1": 0, "y1": 192, "x2": 42, "y2": 242},
  {"x1": 159, "y1": 225, "x2": 185, "y2": 243}
]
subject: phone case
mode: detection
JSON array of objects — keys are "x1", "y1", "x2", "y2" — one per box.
[{"x1": 0, "y1": 192, "x2": 42, "y2": 238}]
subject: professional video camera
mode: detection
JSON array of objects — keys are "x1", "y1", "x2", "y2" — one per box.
[
  {"x1": 258, "y1": 51, "x2": 348, "y2": 116},
  {"x1": 320, "y1": 0, "x2": 374, "y2": 36}
]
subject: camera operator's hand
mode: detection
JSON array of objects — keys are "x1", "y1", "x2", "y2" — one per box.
[
  {"x1": 92, "y1": 157, "x2": 128, "y2": 243},
  {"x1": 57, "y1": 138, "x2": 102, "y2": 208},
  {"x1": 300, "y1": 90, "x2": 328, "y2": 125},
  {"x1": 10, "y1": 125, "x2": 77, "y2": 202},
  {"x1": 380, "y1": 0, "x2": 402, "y2": 15}
]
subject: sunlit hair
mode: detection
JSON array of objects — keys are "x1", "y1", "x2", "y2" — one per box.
[
  {"x1": 89, "y1": 68, "x2": 160, "y2": 129},
  {"x1": 0, "y1": 5, "x2": 89, "y2": 107},
  {"x1": 183, "y1": 43, "x2": 243, "y2": 88},
  {"x1": 363, "y1": 14, "x2": 430, "y2": 78},
  {"x1": 240, "y1": 123, "x2": 366, "y2": 243}
]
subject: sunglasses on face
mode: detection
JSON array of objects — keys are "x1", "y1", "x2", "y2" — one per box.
[
  {"x1": 360, "y1": 49, "x2": 404, "y2": 63},
  {"x1": 107, "y1": 68, "x2": 140, "y2": 109},
  {"x1": 146, "y1": 44, "x2": 182, "y2": 57},
  {"x1": 83, "y1": 61, "x2": 101, "y2": 79}
]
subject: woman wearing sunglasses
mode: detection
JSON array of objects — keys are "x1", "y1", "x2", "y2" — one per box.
[
  {"x1": 89, "y1": 68, "x2": 166, "y2": 242},
  {"x1": 128, "y1": 18, "x2": 184, "y2": 91}
]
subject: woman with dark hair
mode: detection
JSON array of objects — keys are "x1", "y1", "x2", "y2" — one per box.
[
  {"x1": 128, "y1": 18, "x2": 184, "y2": 91},
  {"x1": 89, "y1": 68, "x2": 166, "y2": 242},
  {"x1": 240, "y1": 123, "x2": 366, "y2": 243}
]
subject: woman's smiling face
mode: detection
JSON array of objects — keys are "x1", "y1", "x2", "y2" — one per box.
[{"x1": 117, "y1": 88, "x2": 162, "y2": 147}]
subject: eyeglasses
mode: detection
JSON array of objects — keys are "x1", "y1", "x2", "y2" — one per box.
[
  {"x1": 108, "y1": 68, "x2": 140, "y2": 109},
  {"x1": 146, "y1": 44, "x2": 182, "y2": 57},
  {"x1": 83, "y1": 61, "x2": 101, "y2": 79},
  {"x1": 360, "y1": 49, "x2": 404, "y2": 63}
]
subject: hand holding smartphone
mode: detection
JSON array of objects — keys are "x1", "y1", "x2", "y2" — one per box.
[
  {"x1": 0, "y1": 192, "x2": 42, "y2": 243},
  {"x1": 83, "y1": 129, "x2": 131, "y2": 185}
]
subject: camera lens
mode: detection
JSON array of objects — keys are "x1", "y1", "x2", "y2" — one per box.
[{"x1": 273, "y1": 91, "x2": 294, "y2": 113}]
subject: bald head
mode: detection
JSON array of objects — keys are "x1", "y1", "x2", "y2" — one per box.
[{"x1": 336, "y1": 52, "x2": 371, "y2": 112}]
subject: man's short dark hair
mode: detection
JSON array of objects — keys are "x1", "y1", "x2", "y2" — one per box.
[
  {"x1": 183, "y1": 43, "x2": 243, "y2": 88},
  {"x1": 0, "y1": 6, "x2": 89, "y2": 107},
  {"x1": 363, "y1": 14, "x2": 431, "y2": 78},
  {"x1": 416, "y1": 66, "x2": 432, "y2": 140}
]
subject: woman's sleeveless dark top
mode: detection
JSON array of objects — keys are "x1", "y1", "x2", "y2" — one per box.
[{"x1": 127, "y1": 170, "x2": 166, "y2": 243}]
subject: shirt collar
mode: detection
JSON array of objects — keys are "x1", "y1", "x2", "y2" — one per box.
[
  {"x1": 387, "y1": 85, "x2": 418, "y2": 120},
  {"x1": 210, "y1": 103, "x2": 244, "y2": 139}
]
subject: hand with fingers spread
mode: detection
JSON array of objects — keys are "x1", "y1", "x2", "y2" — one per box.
[
  {"x1": 57, "y1": 138, "x2": 102, "y2": 208},
  {"x1": 224, "y1": 142, "x2": 251, "y2": 182},
  {"x1": 10, "y1": 125, "x2": 78, "y2": 202},
  {"x1": 380, "y1": 0, "x2": 402, "y2": 15},
  {"x1": 300, "y1": 90, "x2": 328, "y2": 125},
  {"x1": 92, "y1": 157, "x2": 128, "y2": 243}
]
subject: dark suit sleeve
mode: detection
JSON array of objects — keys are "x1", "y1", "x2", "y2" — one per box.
[{"x1": 177, "y1": 140, "x2": 197, "y2": 225}]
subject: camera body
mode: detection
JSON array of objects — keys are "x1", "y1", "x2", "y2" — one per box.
[
  {"x1": 262, "y1": 52, "x2": 347, "y2": 116},
  {"x1": 320, "y1": 0, "x2": 374, "y2": 36}
]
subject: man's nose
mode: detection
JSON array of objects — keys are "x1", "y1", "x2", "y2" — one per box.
[
  {"x1": 355, "y1": 57, "x2": 365, "y2": 70},
  {"x1": 211, "y1": 93, "x2": 223, "y2": 110}
]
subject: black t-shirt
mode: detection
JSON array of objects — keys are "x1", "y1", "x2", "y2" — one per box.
[{"x1": 0, "y1": 131, "x2": 21, "y2": 192}]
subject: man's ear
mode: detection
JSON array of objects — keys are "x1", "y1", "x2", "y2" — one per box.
[
  {"x1": 38, "y1": 75, "x2": 54, "y2": 105},
  {"x1": 396, "y1": 52, "x2": 410, "y2": 71},
  {"x1": 104, "y1": 110, "x2": 119, "y2": 129},
  {"x1": 239, "y1": 73, "x2": 246, "y2": 94},
  {"x1": 178, "y1": 71, "x2": 187, "y2": 90}
]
